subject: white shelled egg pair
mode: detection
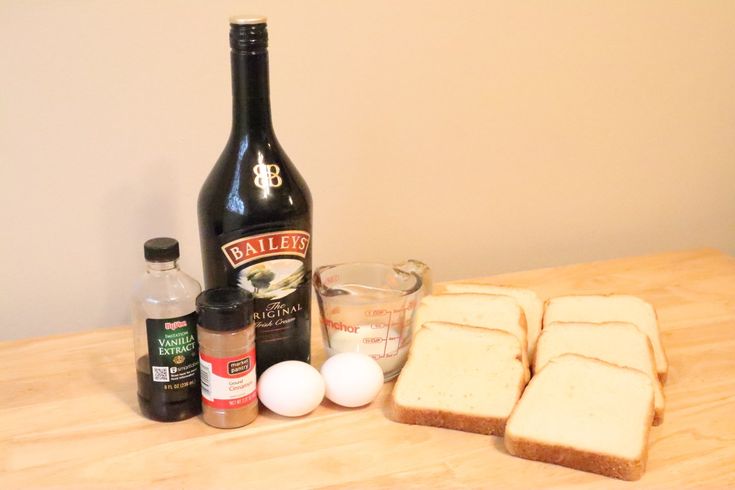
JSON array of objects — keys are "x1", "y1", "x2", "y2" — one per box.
[{"x1": 257, "y1": 353, "x2": 384, "y2": 417}]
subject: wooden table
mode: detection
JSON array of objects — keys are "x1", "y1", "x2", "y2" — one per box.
[{"x1": 2, "y1": 248, "x2": 734, "y2": 488}]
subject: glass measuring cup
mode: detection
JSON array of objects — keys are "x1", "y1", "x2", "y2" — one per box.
[{"x1": 314, "y1": 261, "x2": 431, "y2": 381}]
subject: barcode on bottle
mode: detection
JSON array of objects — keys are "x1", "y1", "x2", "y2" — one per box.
[
  {"x1": 152, "y1": 366, "x2": 169, "y2": 382},
  {"x1": 200, "y1": 359, "x2": 212, "y2": 399}
]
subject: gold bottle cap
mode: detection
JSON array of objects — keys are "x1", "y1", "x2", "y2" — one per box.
[{"x1": 229, "y1": 15, "x2": 267, "y2": 25}]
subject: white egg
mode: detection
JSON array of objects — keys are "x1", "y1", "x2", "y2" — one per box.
[
  {"x1": 321, "y1": 353, "x2": 384, "y2": 408},
  {"x1": 257, "y1": 361, "x2": 325, "y2": 417}
]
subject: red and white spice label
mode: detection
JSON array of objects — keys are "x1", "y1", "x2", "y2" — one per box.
[{"x1": 199, "y1": 350, "x2": 257, "y2": 409}]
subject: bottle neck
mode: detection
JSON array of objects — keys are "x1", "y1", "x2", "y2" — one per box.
[
  {"x1": 147, "y1": 260, "x2": 179, "y2": 273},
  {"x1": 230, "y1": 49, "x2": 274, "y2": 137}
]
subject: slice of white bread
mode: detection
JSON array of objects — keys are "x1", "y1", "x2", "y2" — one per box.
[
  {"x1": 505, "y1": 354, "x2": 655, "y2": 481},
  {"x1": 414, "y1": 293, "x2": 530, "y2": 381},
  {"x1": 535, "y1": 322, "x2": 665, "y2": 425},
  {"x1": 390, "y1": 322, "x2": 526, "y2": 436},
  {"x1": 543, "y1": 295, "x2": 667, "y2": 383},
  {"x1": 443, "y1": 283, "x2": 543, "y2": 359}
]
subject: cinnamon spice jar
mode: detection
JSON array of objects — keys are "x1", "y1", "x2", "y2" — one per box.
[{"x1": 196, "y1": 288, "x2": 258, "y2": 428}]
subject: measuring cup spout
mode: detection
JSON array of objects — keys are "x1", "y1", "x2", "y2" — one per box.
[{"x1": 395, "y1": 259, "x2": 433, "y2": 297}]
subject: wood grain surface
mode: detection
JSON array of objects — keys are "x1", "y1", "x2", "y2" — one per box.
[{"x1": 1, "y1": 248, "x2": 734, "y2": 489}]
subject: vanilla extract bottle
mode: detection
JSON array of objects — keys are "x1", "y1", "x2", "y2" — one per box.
[
  {"x1": 132, "y1": 238, "x2": 202, "y2": 422},
  {"x1": 198, "y1": 16, "x2": 312, "y2": 376}
]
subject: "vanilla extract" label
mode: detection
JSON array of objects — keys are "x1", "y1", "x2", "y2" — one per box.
[{"x1": 145, "y1": 312, "x2": 199, "y2": 395}]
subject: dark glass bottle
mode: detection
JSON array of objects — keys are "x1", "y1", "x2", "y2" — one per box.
[{"x1": 198, "y1": 16, "x2": 312, "y2": 376}]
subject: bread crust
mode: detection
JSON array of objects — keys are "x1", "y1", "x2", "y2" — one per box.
[
  {"x1": 642, "y1": 331, "x2": 665, "y2": 424},
  {"x1": 517, "y1": 308, "x2": 530, "y2": 382},
  {"x1": 389, "y1": 399, "x2": 508, "y2": 436},
  {"x1": 651, "y1": 306, "x2": 668, "y2": 384},
  {"x1": 504, "y1": 433, "x2": 646, "y2": 481}
]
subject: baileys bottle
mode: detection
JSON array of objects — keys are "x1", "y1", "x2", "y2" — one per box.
[{"x1": 198, "y1": 16, "x2": 312, "y2": 375}]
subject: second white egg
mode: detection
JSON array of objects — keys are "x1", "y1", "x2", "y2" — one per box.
[{"x1": 321, "y1": 353, "x2": 384, "y2": 408}]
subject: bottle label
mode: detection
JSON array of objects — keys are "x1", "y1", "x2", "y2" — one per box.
[
  {"x1": 199, "y1": 350, "x2": 257, "y2": 409},
  {"x1": 145, "y1": 312, "x2": 199, "y2": 394},
  {"x1": 218, "y1": 228, "x2": 312, "y2": 372}
]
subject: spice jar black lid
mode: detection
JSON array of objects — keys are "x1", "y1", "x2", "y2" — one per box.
[{"x1": 196, "y1": 287, "x2": 254, "y2": 331}]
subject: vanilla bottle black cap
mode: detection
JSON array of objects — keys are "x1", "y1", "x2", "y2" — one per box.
[
  {"x1": 144, "y1": 237, "x2": 180, "y2": 262},
  {"x1": 196, "y1": 287, "x2": 254, "y2": 331}
]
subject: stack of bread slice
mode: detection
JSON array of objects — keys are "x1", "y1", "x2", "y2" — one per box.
[
  {"x1": 393, "y1": 285, "x2": 540, "y2": 435},
  {"x1": 413, "y1": 293, "x2": 531, "y2": 381},
  {"x1": 505, "y1": 294, "x2": 666, "y2": 480},
  {"x1": 391, "y1": 288, "x2": 666, "y2": 481},
  {"x1": 442, "y1": 283, "x2": 544, "y2": 359},
  {"x1": 543, "y1": 295, "x2": 668, "y2": 382}
]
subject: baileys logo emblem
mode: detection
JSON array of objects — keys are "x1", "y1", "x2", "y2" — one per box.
[
  {"x1": 253, "y1": 164, "x2": 283, "y2": 189},
  {"x1": 221, "y1": 230, "x2": 310, "y2": 268}
]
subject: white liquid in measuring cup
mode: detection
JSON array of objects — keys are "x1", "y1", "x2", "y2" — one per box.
[
  {"x1": 321, "y1": 284, "x2": 413, "y2": 377},
  {"x1": 325, "y1": 327, "x2": 408, "y2": 375}
]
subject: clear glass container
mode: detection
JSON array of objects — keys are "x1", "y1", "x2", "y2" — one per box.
[{"x1": 313, "y1": 260, "x2": 430, "y2": 380}]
